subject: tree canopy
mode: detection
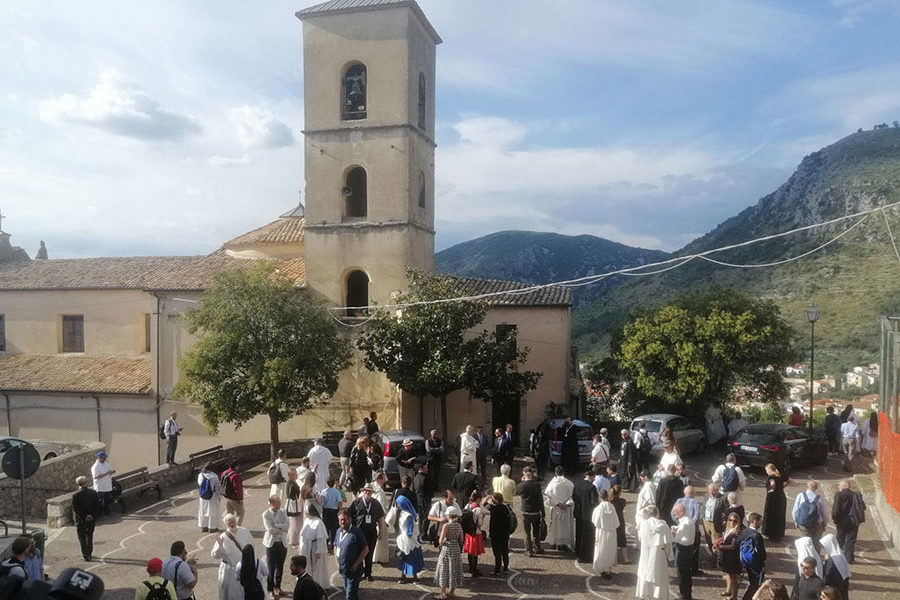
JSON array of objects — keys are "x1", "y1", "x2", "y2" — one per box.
[
  {"x1": 356, "y1": 271, "x2": 540, "y2": 437},
  {"x1": 603, "y1": 286, "x2": 796, "y2": 417},
  {"x1": 174, "y1": 263, "x2": 352, "y2": 458}
]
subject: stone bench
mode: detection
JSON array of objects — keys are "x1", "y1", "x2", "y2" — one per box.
[{"x1": 113, "y1": 466, "x2": 161, "y2": 513}]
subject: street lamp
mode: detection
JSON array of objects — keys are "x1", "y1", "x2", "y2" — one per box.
[{"x1": 807, "y1": 305, "x2": 819, "y2": 431}]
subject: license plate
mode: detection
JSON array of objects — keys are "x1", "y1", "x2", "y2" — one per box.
[{"x1": 740, "y1": 445, "x2": 759, "y2": 454}]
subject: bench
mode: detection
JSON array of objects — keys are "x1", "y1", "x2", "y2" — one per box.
[
  {"x1": 190, "y1": 445, "x2": 231, "y2": 474},
  {"x1": 113, "y1": 466, "x2": 161, "y2": 513}
]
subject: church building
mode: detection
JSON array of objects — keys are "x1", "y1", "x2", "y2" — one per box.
[{"x1": 0, "y1": 0, "x2": 577, "y2": 469}]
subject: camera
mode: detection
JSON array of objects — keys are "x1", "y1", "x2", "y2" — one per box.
[{"x1": 0, "y1": 568, "x2": 104, "y2": 600}]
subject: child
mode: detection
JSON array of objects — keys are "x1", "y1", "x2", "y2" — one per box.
[{"x1": 607, "y1": 465, "x2": 621, "y2": 488}]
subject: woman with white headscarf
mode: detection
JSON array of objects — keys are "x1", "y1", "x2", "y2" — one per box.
[
  {"x1": 795, "y1": 536, "x2": 823, "y2": 579},
  {"x1": 298, "y1": 505, "x2": 331, "y2": 590},
  {"x1": 821, "y1": 533, "x2": 850, "y2": 600},
  {"x1": 394, "y1": 494, "x2": 425, "y2": 584}
]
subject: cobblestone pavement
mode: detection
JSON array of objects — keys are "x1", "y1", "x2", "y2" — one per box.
[{"x1": 40, "y1": 447, "x2": 900, "y2": 599}]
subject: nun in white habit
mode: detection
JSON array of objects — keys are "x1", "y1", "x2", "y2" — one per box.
[
  {"x1": 821, "y1": 533, "x2": 851, "y2": 598},
  {"x1": 210, "y1": 513, "x2": 254, "y2": 600},
  {"x1": 636, "y1": 506, "x2": 673, "y2": 600},
  {"x1": 592, "y1": 490, "x2": 620, "y2": 576},
  {"x1": 794, "y1": 536, "x2": 823, "y2": 579},
  {"x1": 298, "y1": 505, "x2": 332, "y2": 590}
]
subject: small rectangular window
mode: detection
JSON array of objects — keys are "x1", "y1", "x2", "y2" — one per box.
[
  {"x1": 496, "y1": 323, "x2": 517, "y2": 355},
  {"x1": 62, "y1": 315, "x2": 84, "y2": 353},
  {"x1": 144, "y1": 313, "x2": 151, "y2": 353},
  {"x1": 0, "y1": 315, "x2": 5, "y2": 352}
]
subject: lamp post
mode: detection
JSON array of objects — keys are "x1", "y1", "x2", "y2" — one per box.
[{"x1": 807, "y1": 305, "x2": 819, "y2": 431}]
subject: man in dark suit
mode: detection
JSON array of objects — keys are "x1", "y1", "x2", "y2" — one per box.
[
  {"x1": 619, "y1": 428, "x2": 638, "y2": 491},
  {"x1": 832, "y1": 479, "x2": 864, "y2": 562},
  {"x1": 572, "y1": 470, "x2": 599, "y2": 563},
  {"x1": 561, "y1": 416, "x2": 580, "y2": 476},
  {"x1": 475, "y1": 426, "x2": 489, "y2": 482},
  {"x1": 451, "y1": 461, "x2": 480, "y2": 505},
  {"x1": 655, "y1": 464, "x2": 684, "y2": 526},
  {"x1": 290, "y1": 555, "x2": 321, "y2": 600},
  {"x1": 413, "y1": 463, "x2": 433, "y2": 534},
  {"x1": 71, "y1": 475, "x2": 101, "y2": 561},
  {"x1": 492, "y1": 428, "x2": 513, "y2": 477}
]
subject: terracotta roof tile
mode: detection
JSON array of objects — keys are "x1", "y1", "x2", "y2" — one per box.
[
  {"x1": 0, "y1": 256, "x2": 305, "y2": 291},
  {"x1": 0, "y1": 354, "x2": 151, "y2": 395},
  {"x1": 449, "y1": 276, "x2": 571, "y2": 307},
  {"x1": 222, "y1": 217, "x2": 305, "y2": 248}
]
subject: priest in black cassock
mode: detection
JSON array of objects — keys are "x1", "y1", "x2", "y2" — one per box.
[
  {"x1": 572, "y1": 469, "x2": 599, "y2": 563},
  {"x1": 655, "y1": 463, "x2": 684, "y2": 526}
]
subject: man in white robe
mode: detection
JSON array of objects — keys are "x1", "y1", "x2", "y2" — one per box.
[
  {"x1": 198, "y1": 463, "x2": 222, "y2": 532},
  {"x1": 460, "y1": 425, "x2": 479, "y2": 475},
  {"x1": 306, "y1": 439, "x2": 333, "y2": 494},
  {"x1": 544, "y1": 466, "x2": 575, "y2": 551},
  {"x1": 210, "y1": 513, "x2": 253, "y2": 600},
  {"x1": 298, "y1": 505, "x2": 332, "y2": 590},
  {"x1": 371, "y1": 472, "x2": 392, "y2": 564},
  {"x1": 636, "y1": 506, "x2": 673, "y2": 600},
  {"x1": 592, "y1": 491, "x2": 619, "y2": 577}
]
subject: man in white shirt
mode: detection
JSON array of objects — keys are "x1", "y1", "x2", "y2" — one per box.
[
  {"x1": 671, "y1": 502, "x2": 695, "y2": 600},
  {"x1": 598, "y1": 428, "x2": 611, "y2": 456},
  {"x1": 840, "y1": 415, "x2": 860, "y2": 463},
  {"x1": 591, "y1": 434, "x2": 610, "y2": 468},
  {"x1": 710, "y1": 453, "x2": 746, "y2": 499},
  {"x1": 90, "y1": 451, "x2": 116, "y2": 515},
  {"x1": 792, "y1": 480, "x2": 827, "y2": 551},
  {"x1": 163, "y1": 411, "x2": 183, "y2": 465}
]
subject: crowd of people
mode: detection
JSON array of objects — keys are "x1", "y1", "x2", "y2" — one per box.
[{"x1": 43, "y1": 408, "x2": 877, "y2": 600}]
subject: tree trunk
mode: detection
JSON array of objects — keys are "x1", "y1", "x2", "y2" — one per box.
[{"x1": 269, "y1": 412, "x2": 280, "y2": 461}]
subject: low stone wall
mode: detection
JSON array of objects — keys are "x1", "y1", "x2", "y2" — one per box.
[
  {"x1": 46, "y1": 437, "x2": 317, "y2": 528},
  {"x1": 0, "y1": 442, "x2": 104, "y2": 523}
]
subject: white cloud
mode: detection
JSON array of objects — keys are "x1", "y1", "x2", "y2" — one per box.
[
  {"x1": 209, "y1": 154, "x2": 250, "y2": 168},
  {"x1": 39, "y1": 68, "x2": 201, "y2": 141},
  {"x1": 229, "y1": 105, "x2": 295, "y2": 149}
]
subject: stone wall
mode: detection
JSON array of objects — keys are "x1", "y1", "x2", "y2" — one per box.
[
  {"x1": 46, "y1": 438, "x2": 318, "y2": 527},
  {"x1": 0, "y1": 441, "x2": 104, "y2": 522}
]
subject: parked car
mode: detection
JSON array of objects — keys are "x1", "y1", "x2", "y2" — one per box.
[
  {"x1": 0, "y1": 436, "x2": 68, "y2": 461},
  {"x1": 540, "y1": 418, "x2": 594, "y2": 467},
  {"x1": 629, "y1": 414, "x2": 707, "y2": 456},
  {"x1": 727, "y1": 424, "x2": 827, "y2": 476},
  {"x1": 369, "y1": 430, "x2": 427, "y2": 490}
]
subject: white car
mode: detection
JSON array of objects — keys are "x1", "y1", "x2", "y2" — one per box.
[
  {"x1": 0, "y1": 436, "x2": 68, "y2": 461},
  {"x1": 629, "y1": 413, "x2": 707, "y2": 455}
]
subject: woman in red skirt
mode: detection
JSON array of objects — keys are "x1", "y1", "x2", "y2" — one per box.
[{"x1": 462, "y1": 490, "x2": 486, "y2": 577}]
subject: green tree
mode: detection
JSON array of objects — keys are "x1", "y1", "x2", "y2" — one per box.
[
  {"x1": 357, "y1": 271, "x2": 540, "y2": 438},
  {"x1": 175, "y1": 263, "x2": 352, "y2": 459},
  {"x1": 612, "y1": 287, "x2": 797, "y2": 417}
]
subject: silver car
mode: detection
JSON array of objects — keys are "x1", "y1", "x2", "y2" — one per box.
[
  {"x1": 0, "y1": 436, "x2": 69, "y2": 461},
  {"x1": 629, "y1": 413, "x2": 707, "y2": 456}
]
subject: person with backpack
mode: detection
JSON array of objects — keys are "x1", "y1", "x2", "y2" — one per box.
[
  {"x1": 235, "y1": 544, "x2": 267, "y2": 600},
  {"x1": 211, "y1": 513, "x2": 253, "y2": 600},
  {"x1": 792, "y1": 481, "x2": 827, "y2": 552},
  {"x1": 711, "y1": 453, "x2": 746, "y2": 499},
  {"x1": 484, "y1": 492, "x2": 514, "y2": 575},
  {"x1": 737, "y1": 512, "x2": 766, "y2": 600},
  {"x1": 197, "y1": 462, "x2": 222, "y2": 533},
  {"x1": 633, "y1": 421, "x2": 652, "y2": 474},
  {"x1": 0, "y1": 537, "x2": 30, "y2": 579},
  {"x1": 289, "y1": 555, "x2": 326, "y2": 600},
  {"x1": 163, "y1": 411, "x2": 183, "y2": 466},
  {"x1": 832, "y1": 479, "x2": 865, "y2": 563},
  {"x1": 268, "y1": 449, "x2": 291, "y2": 502},
  {"x1": 461, "y1": 490, "x2": 486, "y2": 577},
  {"x1": 220, "y1": 462, "x2": 245, "y2": 526},
  {"x1": 135, "y1": 558, "x2": 175, "y2": 600}
]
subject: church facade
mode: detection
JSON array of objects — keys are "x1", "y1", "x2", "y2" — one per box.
[{"x1": 0, "y1": 0, "x2": 577, "y2": 470}]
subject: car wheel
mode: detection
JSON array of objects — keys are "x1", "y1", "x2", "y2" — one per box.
[
  {"x1": 44, "y1": 453, "x2": 57, "y2": 460},
  {"x1": 782, "y1": 455, "x2": 792, "y2": 478}
]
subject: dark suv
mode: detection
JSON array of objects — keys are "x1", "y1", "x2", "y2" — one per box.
[{"x1": 727, "y1": 424, "x2": 827, "y2": 476}]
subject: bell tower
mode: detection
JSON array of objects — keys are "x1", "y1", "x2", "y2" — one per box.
[{"x1": 297, "y1": 0, "x2": 440, "y2": 312}]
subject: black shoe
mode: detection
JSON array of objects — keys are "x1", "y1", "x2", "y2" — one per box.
[
  {"x1": 83, "y1": 556, "x2": 91, "y2": 562},
  {"x1": 503, "y1": 567, "x2": 509, "y2": 574},
  {"x1": 398, "y1": 578, "x2": 408, "y2": 584},
  {"x1": 528, "y1": 552, "x2": 534, "y2": 557},
  {"x1": 201, "y1": 527, "x2": 208, "y2": 532},
  {"x1": 492, "y1": 570, "x2": 500, "y2": 576},
  {"x1": 691, "y1": 570, "x2": 705, "y2": 576},
  {"x1": 601, "y1": 572, "x2": 612, "y2": 580},
  {"x1": 366, "y1": 576, "x2": 374, "y2": 582}
]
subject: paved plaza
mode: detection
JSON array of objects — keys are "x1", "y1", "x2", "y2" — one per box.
[{"x1": 39, "y1": 448, "x2": 900, "y2": 599}]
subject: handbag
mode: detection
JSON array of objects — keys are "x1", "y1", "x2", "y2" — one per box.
[{"x1": 539, "y1": 516, "x2": 548, "y2": 542}]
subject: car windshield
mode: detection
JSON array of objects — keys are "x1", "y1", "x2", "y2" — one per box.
[
  {"x1": 734, "y1": 431, "x2": 778, "y2": 445},
  {"x1": 633, "y1": 421, "x2": 661, "y2": 433}
]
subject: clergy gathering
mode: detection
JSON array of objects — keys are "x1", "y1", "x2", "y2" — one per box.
[{"x1": 3, "y1": 1, "x2": 900, "y2": 600}]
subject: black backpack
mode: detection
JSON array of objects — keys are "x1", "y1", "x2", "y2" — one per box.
[
  {"x1": 267, "y1": 461, "x2": 284, "y2": 484},
  {"x1": 849, "y1": 491, "x2": 866, "y2": 526},
  {"x1": 142, "y1": 581, "x2": 172, "y2": 600},
  {"x1": 506, "y1": 504, "x2": 518, "y2": 535},
  {"x1": 222, "y1": 470, "x2": 238, "y2": 500},
  {"x1": 158, "y1": 424, "x2": 166, "y2": 440},
  {"x1": 460, "y1": 507, "x2": 477, "y2": 536},
  {"x1": 639, "y1": 432, "x2": 652, "y2": 453}
]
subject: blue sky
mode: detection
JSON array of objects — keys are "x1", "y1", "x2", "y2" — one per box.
[{"x1": 1, "y1": 0, "x2": 899, "y2": 258}]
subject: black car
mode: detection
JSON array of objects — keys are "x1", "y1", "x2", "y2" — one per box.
[
  {"x1": 727, "y1": 424, "x2": 827, "y2": 476},
  {"x1": 369, "y1": 430, "x2": 427, "y2": 490}
]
